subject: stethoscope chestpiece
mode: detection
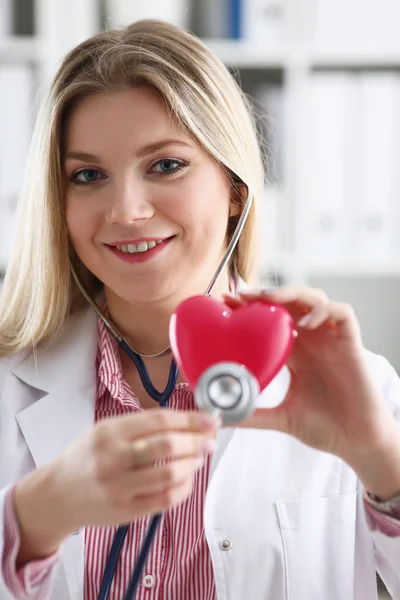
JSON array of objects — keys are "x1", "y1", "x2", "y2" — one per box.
[{"x1": 195, "y1": 362, "x2": 259, "y2": 425}]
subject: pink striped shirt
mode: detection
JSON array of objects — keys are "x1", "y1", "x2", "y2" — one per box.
[
  {"x1": 3, "y1": 316, "x2": 400, "y2": 599},
  {"x1": 84, "y1": 317, "x2": 215, "y2": 599}
]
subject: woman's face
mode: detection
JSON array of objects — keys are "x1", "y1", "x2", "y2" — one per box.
[{"x1": 64, "y1": 86, "x2": 236, "y2": 306}]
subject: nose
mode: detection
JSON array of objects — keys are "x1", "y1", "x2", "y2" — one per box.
[{"x1": 105, "y1": 177, "x2": 154, "y2": 225}]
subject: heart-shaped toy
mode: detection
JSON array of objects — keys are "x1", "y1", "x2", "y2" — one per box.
[{"x1": 169, "y1": 295, "x2": 295, "y2": 393}]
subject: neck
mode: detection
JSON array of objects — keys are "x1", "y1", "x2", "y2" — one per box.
[{"x1": 104, "y1": 272, "x2": 232, "y2": 356}]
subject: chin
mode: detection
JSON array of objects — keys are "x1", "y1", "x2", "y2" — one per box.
[
  {"x1": 105, "y1": 266, "x2": 212, "y2": 306},
  {"x1": 108, "y1": 279, "x2": 178, "y2": 306}
]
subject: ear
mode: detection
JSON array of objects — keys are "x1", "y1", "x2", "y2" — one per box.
[
  {"x1": 229, "y1": 200, "x2": 241, "y2": 217},
  {"x1": 229, "y1": 178, "x2": 246, "y2": 217}
]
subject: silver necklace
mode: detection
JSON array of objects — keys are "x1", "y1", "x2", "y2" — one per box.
[{"x1": 71, "y1": 272, "x2": 171, "y2": 357}]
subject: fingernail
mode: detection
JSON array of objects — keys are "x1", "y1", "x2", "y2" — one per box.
[
  {"x1": 212, "y1": 412, "x2": 223, "y2": 429},
  {"x1": 203, "y1": 439, "x2": 216, "y2": 453},
  {"x1": 260, "y1": 287, "x2": 273, "y2": 295},
  {"x1": 297, "y1": 313, "x2": 312, "y2": 327},
  {"x1": 201, "y1": 414, "x2": 220, "y2": 429}
]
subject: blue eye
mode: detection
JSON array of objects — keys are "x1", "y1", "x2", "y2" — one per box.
[
  {"x1": 70, "y1": 168, "x2": 103, "y2": 188},
  {"x1": 152, "y1": 159, "x2": 186, "y2": 176},
  {"x1": 69, "y1": 159, "x2": 187, "y2": 189}
]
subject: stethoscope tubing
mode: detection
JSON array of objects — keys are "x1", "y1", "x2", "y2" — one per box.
[
  {"x1": 98, "y1": 347, "x2": 175, "y2": 600},
  {"x1": 70, "y1": 184, "x2": 254, "y2": 600},
  {"x1": 120, "y1": 339, "x2": 179, "y2": 403},
  {"x1": 97, "y1": 524, "x2": 129, "y2": 600}
]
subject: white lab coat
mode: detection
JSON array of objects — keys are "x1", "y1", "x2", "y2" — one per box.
[{"x1": 1, "y1": 305, "x2": 400, "y2": 600}]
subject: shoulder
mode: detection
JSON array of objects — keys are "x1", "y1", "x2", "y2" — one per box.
[
  {"x1": 0, "y1": 352, "x2": 24, "y2": 389},
  {"x1": 0, "y1": 304, "x2": 99, "y2": 397},
  {"x1": 0, "y1": 345, "x2": 34, "y2": 377},
  {"x1": 0, "y1": 350, "x2": 31, "y2": 415}
]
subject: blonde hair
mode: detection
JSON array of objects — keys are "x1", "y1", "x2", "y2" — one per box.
[{"x1": 0, "y1": 19, "x2": 265, "y2": 356}]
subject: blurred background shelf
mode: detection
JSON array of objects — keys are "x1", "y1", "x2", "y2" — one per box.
[
  {"x1": 203, "y1": 40, "x2": 286, "y2": 68},
  {"x1": 201, "y1": 42, "x2": 400, "y2": 70},
  {"x1": 309, "y1": 48, "x2": 400, "y2": 68},
  {"x1": 0, "y1": 36, "x2": 43, "y2": 62}
]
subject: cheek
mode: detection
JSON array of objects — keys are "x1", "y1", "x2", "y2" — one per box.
[
  {"x1": 65, "y1": 195, "x2": 100, "y2": 249},
  {"x1": 176, "y1": 177, "x2": 231, "y2": 234},
  {"x1": 195, "y1": 195, "x2": 231, "y2": 244}
]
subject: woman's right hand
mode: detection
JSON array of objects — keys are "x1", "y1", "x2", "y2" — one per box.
[{"x1": 13, "y1": 409, "x2": 218, "y2": 564}]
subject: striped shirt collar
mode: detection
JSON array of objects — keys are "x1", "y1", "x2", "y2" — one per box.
[{"x1": 95, "y1": 279, "x2": 239, "y2": 404}]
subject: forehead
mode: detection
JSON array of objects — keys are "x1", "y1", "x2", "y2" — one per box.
[{"x1": 63, "y1": 86, "x2": 191, "y2": 153}]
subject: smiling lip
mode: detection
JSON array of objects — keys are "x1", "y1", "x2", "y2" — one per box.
[{"x1": 105, "y1": 236, "x2": 175, "y2": 263}]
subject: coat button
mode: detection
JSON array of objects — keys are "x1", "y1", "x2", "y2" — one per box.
[{"x1": 219, "y1": 539, "x2": 232, "y2": 551}]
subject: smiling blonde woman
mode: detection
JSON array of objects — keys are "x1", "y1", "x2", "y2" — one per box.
[{"x1": 1, "y1": 18, "x2": 400, "y2": 600}]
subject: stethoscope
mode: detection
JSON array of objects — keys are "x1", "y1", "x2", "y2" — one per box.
[{"x1": 72, "y1": 183, "x2": 256, "y2": 600}]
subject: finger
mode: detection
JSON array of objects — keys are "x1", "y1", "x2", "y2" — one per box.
[
  {"x1": 117, "y1": 409, "x2": 219, "y2": 441},
  {"x1": 133, "y1": 478, "x2": 194, "y2": 515},
  {"x1": 239, "y1": 285, "x2": 329, "y2": 307},
  {"x1": 222, "y1": 293, "x2": 246, "y2": 310},
  {"x1": 296, "y1": 300, "x2": 332, "y2": 330},
  {"x1": 297, "y1": 300, "x2": 361, "y2": 341},
  {"x1": 124, "y1": 456, "x2": 204, "y2": 498},
  {"x1": 121, "y1": 432, "x2": 216, "y2": 469},
  {"x1": 321, "y1": 301, "x2": 362, "y2": 341}
]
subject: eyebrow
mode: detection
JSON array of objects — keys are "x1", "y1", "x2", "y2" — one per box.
[{"x1": 64, "y1": 139, "x2": 193, "y2": 163}]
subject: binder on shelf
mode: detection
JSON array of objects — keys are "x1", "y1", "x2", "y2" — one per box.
[
  {"x1": 194, "y1": 0, "x2": 244, "y2": 40},
  {"x1": 253, "y1": 82, "x2": 285, "y2": 186},
  {"x1": 194, "y1": 0, "x2": 231, "y2": 39},
  {"x1": 0, "y1": 0, "x2": 12, "y2": 37},
  {"x1": 12, "y1": 0, "x2": 35, "y2": 36},
  {"x1": 305, "y1": 73, "x2": 357, "y2": 263},
  {"x1": 259, "y1": 184, "x2": 281, "y2": 271},
  {"x1": 356, "y1": 73, "x2": 400, "y2": 260},
  {"x1": 258, "y1": 185, "x2": 283, "y2": 288},
  {"x1": 242, "y1": 0, "x2": 284, "y2": 44},
  {"x1": 229, "y1": 0, "x2": 242, "y2": 39},
  {"x1": 105, "y1": 0, "x2": 192, "y2": 30},
  {"x1": 0, "y1": 65, "x2": 32, "y2": 269}
]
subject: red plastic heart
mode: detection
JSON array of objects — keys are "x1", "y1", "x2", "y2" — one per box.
[{"x1": 169, "y1": 295, "x2": 295, "y2": 392}]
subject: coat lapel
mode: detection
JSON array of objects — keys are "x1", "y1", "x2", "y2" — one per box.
[{"x1": 11, "y1": 305, "x2": 99, "y2": 600}]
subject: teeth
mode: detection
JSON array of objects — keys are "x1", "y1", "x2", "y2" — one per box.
[
  {"x1": 137, "y1": 241, "x2": 148, "y2": 253},
  {"x1": 115, "y1": 240, "x2": 162, "y2": 253}
]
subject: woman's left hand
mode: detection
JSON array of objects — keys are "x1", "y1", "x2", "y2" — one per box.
[{"x1": 223, "y1": 286, "x2": 400, "y2": 477}]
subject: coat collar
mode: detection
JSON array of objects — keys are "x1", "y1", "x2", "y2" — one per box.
[
  {"x1": 12, "y1": 304, "x2": 99, "y2": 469},
  {"x1": 11, "y1": 304, "x2": 98, "y2": 394}
]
